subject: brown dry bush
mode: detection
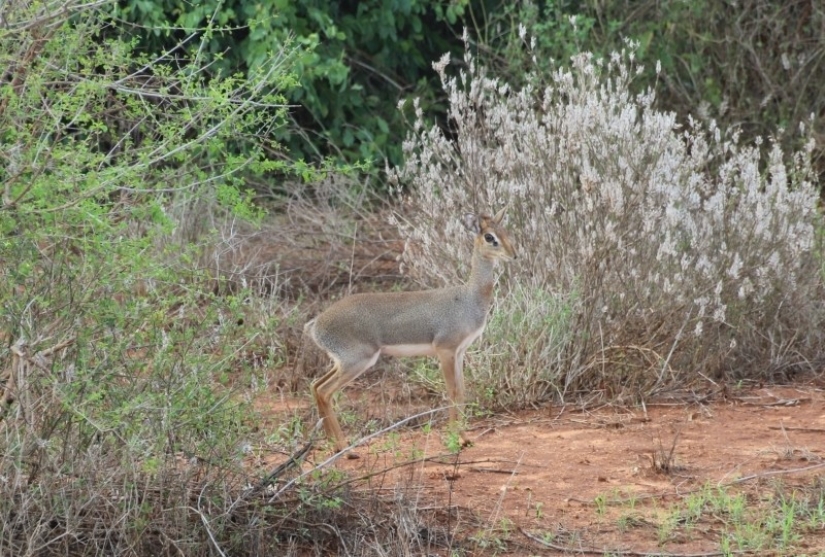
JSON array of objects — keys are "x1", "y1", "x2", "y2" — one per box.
[{"x1": 181, "y1": 177, "x2": 404, "y2": 300}]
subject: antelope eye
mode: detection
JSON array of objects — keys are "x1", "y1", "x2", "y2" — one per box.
[{"x1": 484, "y1": 233, "x2": 497, "y2": 244}]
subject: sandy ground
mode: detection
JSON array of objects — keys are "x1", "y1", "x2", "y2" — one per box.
[{"x1": 255, "y1": 381, "x2": 825, "y2": 556}]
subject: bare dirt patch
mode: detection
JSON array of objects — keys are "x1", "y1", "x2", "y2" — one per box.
[{"x1": 257, "y1": 383, "x2": 825, "y2": 555}]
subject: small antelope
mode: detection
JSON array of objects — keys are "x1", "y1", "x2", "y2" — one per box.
[{"x1": 305, "y1": 209, "x2": 516, "y2": 454}]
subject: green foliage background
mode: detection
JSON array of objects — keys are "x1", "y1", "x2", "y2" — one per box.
[
  {"x1": 110, "y1": 0, "x2": 825, "y2": 181},
  {"x1": 481, "y1": 0, "x2": 825, "y2": 177},
  {"x1": 113, "y1": 0, "x2": 470, "y2": 170}
]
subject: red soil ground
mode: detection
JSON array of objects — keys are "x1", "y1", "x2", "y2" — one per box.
[{"x1": 256, "y1": 381, "x2": 825, "y2": 556}]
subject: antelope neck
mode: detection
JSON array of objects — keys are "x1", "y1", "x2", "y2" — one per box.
[{"x1": 467, "y1": 247, "x2": 497, "y2": 306}]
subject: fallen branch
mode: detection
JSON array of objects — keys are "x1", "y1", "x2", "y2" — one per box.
[{"x1": 520, "y1": 527, "x2": 750, "y2": 556}]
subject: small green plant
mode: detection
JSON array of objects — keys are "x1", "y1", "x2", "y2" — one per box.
[
  {"x1": 657, "y1": 510, "x2": 679, "y2": 545},
  {"x1": 410, "y1": 359, "x2": 443, "y2": 392},
  {"x1": 807, "y1": 493, "x2": 825, "y2": 530},
  {"x1": 498, "y1": 517, "x2": 514, "y2": 536},
  {"x1": 298, "y1": 475, "x2": 345, "y2": 511},
  {"x1": 378, "y1": 431, "x2": 402, "y2": 454},
  {"x1": 470, "y1": 528, "x2": 508, "y2": 553},
  {"x1": 719, "y1": 533, "x2": 733, "y2": 557},
  {"x1": 467, "y1": 400, "x2": 493, "y2": 419},
  {"x1": 616, "y1": 512, "x2": 646, "y2": 532},
  {"x1": 338, "y1": 407, "x2": 360, "y2": 428},
  {"x1": 682, "y1": 484, "x2": 712, "y2": 526},
  {"x1": 594, "y1": 493, "x2": 608, "y2": 517},
  {"x1": 266, "y1": 412, "x2": 307, "y2": 448},
  {"x1": 443, "y1": 429, "x2": 463, "y2": 454},
  {"x1": 625, "y1": 491, "x2": 638, "y2": 511},
  {"x1": 711, "y1": 488, "x2": 748, "y2": 523},
  {"x1": 771, "y1": 494, "x2": 802, "y2": 549}
]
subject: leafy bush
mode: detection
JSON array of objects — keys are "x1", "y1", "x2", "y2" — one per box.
[
  {"x1": 0, "y1": 1, "x2": 325, "y2": 554},
  {"x1": 392, "y1": 40, "x2": 825, "y2": 407},
  {"x1": 112, "y1": 0, "x2": 468, "y2": 171}
]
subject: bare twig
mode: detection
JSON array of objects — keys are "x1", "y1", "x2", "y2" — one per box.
[{"x1": 520, "y1": 527, "x2": 744, "y2": 556}]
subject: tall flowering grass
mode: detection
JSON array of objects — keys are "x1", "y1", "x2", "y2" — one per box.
[{"x1": 391, "y1": 40, "x2": 825, "y2": 406}]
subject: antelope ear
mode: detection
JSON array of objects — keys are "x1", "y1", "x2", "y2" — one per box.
[
  {"x1": 462, "y1": 212, "x2": 479, "y2": 233},
  {"x1": 492, "y1": 207, "x2": 506, "y2": 224}
]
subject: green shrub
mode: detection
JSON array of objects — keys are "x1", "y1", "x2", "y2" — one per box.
[
  {"x1": 112, "y1": 0, "x2": 468, "y2": 171},
  {"x1": 0, "y1": 1, "x2": 309, "y2": 554}
]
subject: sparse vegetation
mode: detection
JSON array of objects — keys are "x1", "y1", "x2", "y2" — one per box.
[{"x1": 523, "y1": 477, "x2": 825, "y2": 555}]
